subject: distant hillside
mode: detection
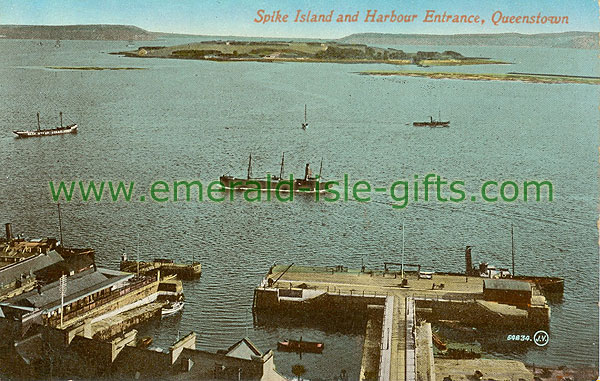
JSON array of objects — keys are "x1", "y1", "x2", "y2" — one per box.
[
  {"x1": 339, "y1": 32, "x2": 599, "y2": 49},
  {"x1": 0, "y1": 24, "x2": 157, "y2": 40}
]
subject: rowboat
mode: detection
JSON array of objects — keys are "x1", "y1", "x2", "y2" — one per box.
[
  {"x1": 277, "y1": 338, "x2": 324, "y2": 354},
  {"x1": 161, "y1": 301, "x2": 184, "y2": 317}
]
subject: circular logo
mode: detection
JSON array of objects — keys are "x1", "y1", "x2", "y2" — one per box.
[{"x1": 533, "y1": 330, "x2": 549, "y2": 347}]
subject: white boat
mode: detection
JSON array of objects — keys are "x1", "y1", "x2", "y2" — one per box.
[
  {"x1": 161, "y1": 301, "x2": 184, "y2": 317},
  {"x1": 13, "y1": 112, "x2": 78, "y2": 138}
]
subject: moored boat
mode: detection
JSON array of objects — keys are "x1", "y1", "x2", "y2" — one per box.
[
  {"x1": 219, "y1": 154, "x2": 328, "y2": 193},
  {"x1": 277, "y1": 338, "x2": 324, "y2": 354},
  {"x1": 13, "y1": 112, "x2": 78, "y2": 138},
  {"x1": 413, "y1": 115, "x2": 450, "y2": 127},
  {"x1": 161, "y1": 301, "x2": 184, "y2": 317}
]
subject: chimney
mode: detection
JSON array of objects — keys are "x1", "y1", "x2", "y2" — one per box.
[
  {"x1": 465, "y1": 246, "x2": 473, "y2": 276},
  {"x1": 5, "y1": 223, "x2": 12, "y2": 241},
  {"x1": 304, "y1": 163, "x2": 310, "y2": 180}
]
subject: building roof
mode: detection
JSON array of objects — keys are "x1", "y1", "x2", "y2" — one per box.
[
  {"x1": 0, "y1": 251, "x2": 63, "y2": 286},
  {"x1": 34, "y1": 253, "x2": 95, "y2": 282},
  {"x1": 224, "y1": 337, "x2": 262, "y2": 360},
  {"x1": 483, "y1": 278, "x2": 531, "y2": 292},
  {"x1": 6, "y1": 268, "x2": 132, "y2": 312}
]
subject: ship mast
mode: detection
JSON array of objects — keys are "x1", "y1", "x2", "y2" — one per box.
[
  {"x1": 318, "y1": 158, "x2": 323, "y2": 179},
  {"x1": 37, "y1": 112, "x2": 41, "y2": 132},
  {"x1": 511, "y1": 224, "x2": 515, "y2": 276},
  {"x1": 279, "y1": 152, "x2": 285, "y2": 180},
  {"x1": 57, "y1": 202, "x2": 64, "y2": 247},
  {"x1": 247, "y1": 154, "x2": 253, "y2": 179}
]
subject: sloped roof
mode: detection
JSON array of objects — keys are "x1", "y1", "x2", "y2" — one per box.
[
  {"x1": 6, "y1": 268, "x2": 131, "y2": 311},
  {"x1": 224, "y1": 337, "x2": 262, "y2": 360},
  {"x1": 34, "y1": 253, "x2": 94, "y2": 282},
  {"x1": 483, "y1": 278, "x2": 531, "y2": 292},
  {"x1": 0, "y1": 251, "x2": 63, "y2": 286}
]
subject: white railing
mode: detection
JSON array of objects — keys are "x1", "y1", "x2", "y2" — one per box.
[
  {"x1": 378, "y1": 296, "x2": 394, "y2": 381},
  {"x1": 405, "y1": 297, "x2": 416, "y2": 381}
]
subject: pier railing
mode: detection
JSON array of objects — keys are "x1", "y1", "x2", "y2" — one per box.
[{"x1": 259, "y1": 279, "x2": 482, "y2": 303}]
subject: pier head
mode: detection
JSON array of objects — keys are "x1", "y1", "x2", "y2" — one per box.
[{"x1": 254, "y1": 264, "x2": 551, "y2": 380}]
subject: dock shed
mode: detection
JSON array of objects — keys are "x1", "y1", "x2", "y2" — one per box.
[{"x1": 483, "y1": 279, "x2": 532, "y2": 305}]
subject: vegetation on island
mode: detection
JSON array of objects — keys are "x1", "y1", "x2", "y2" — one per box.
[
  {"x1": 115, "y1": 40, "x2": 508, "y2": 67},
  {"x1": 46, "y1": 66, "x2": 146, "y2": 71}
]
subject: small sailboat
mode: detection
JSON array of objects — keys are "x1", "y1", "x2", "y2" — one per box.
[
  {"x1": 161, "y1": 300, "x2": 184, "y2": 317},
  {"x1": 301, "y1": 104, "x2": 308, "y2": 130},
  {"x1": 13, "y1": 112, "x2": 78, "y2": 138}
]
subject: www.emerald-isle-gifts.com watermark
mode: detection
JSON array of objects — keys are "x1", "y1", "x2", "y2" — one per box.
[{"x1": 48, "y1": 174, "x2": 553, "y2": 209}]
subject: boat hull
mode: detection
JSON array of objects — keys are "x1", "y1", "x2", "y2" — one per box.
[
  {"x1": 219, "y1": 176, "x2": 328, "y2": 193},
  {"x1": 13, "y1": 124, "x2": 78, "y2": 138},
  {"x1": 161, "y1": 301, "x2": 184, "y2": 317},
  {"x1": 513, "y1": 276, "x2": 564, "y2": 294},
  {"x1": 277, "y1": 340, "x2": 324, "y2": 353},
  {"x1": 413, "y1": 121, "x2": 450, "y2": 127}
]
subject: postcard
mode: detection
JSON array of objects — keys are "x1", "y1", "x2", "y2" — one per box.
[{"x1": 0, "y1": 1, "x2": 597, "y2": 380}]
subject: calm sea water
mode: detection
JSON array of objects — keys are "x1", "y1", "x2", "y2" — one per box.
[{"x1": 0, "y1": 36, "x2": 597, "y2": 378}]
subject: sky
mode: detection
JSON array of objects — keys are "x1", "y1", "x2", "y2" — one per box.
[{"x1": 1, "y1": 0, "x2": 598, "y2": 38}]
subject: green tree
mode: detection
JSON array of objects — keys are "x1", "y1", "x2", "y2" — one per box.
[{"x1": 292, "y1": 364, "x2": 306, "y2": 380}]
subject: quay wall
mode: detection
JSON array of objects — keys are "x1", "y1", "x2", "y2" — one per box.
[
  {"x1": 253, "y1": 288, "x2": 386, "y2": 330},
  {"x1": 415, "y1": 299, "x2": 549, "y2": 328},
  {"x1": 254, "y1": 288, "x2": 385, "y2": 312},
  {"x1": 359, "y1": 305, "x2": 384, "y2": 381},
  {"x1": 92, "y1": 302, "x2": 163, "y2": 340}
]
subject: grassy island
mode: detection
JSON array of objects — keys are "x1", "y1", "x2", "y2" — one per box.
[
  {"x1": 46, "y1": 66, "x2": 146, "y2": 71},
  {"x1": 113, "y1": 41, "x2": 508, "y2": 67},
  {"x1": 360, "y1": 70, "x2": 600, "y2": 85}
]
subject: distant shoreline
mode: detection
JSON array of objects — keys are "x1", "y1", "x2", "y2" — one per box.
[
  {"x1": 360, "y1": 70, "x2": 600, "y2": 85},
  {"x1": 0, "y1": 25, "x2": 596, "y2": 49}
]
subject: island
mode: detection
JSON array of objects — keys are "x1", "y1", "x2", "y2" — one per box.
[
  {"x1": 46, "y1": 66, "x2": 146, "y2": 71},
  {"x1": 114, "y1": 40, "x2": 508, "y2": 67},
  {"x1": 360, "y1": 70, "x2": 600, "y2": 85}
]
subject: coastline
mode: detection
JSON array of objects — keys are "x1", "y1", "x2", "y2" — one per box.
[{"x1": 359, "y1": 70, "x2": 600, "y2": 85}]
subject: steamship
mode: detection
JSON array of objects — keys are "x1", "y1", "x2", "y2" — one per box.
[
  {"x1": 219, "y1": 153, "x2": 328, "y2": 193},
  {"x1": 413, "y1": 112, "x2": 449, "y2": 128},
  {"x1": 13, "y1": 112, "x2": 78, "y2": 138}
]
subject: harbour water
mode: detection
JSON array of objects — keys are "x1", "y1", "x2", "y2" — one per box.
[{"x1": 0, "y1": 37, "x2": 597, "y2": 379}]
